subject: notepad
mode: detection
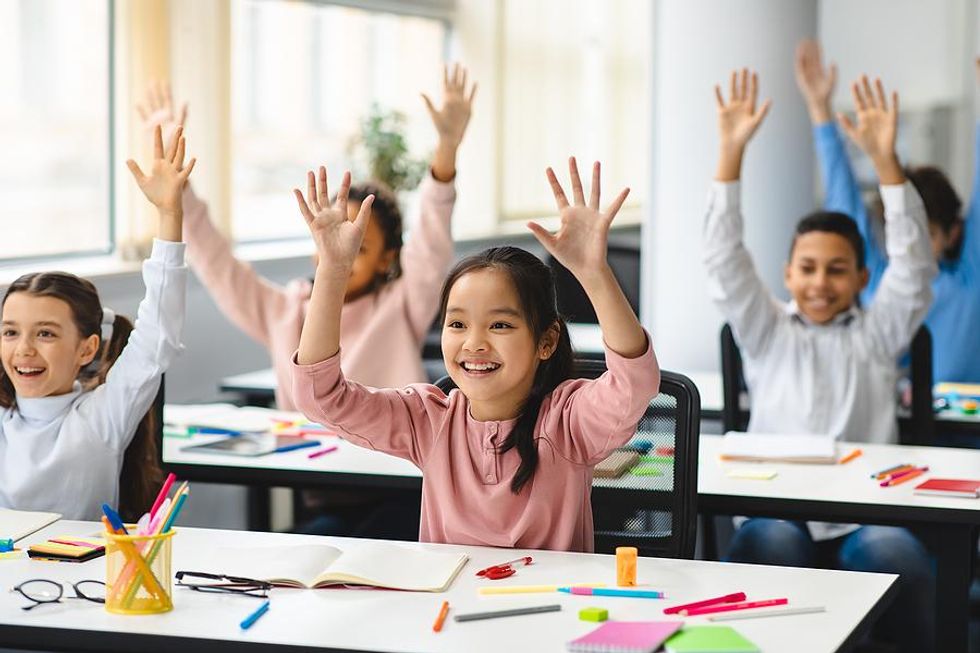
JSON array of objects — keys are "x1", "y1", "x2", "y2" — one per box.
[
  {"x1": 720, "y1": 432, "x2": 837, "y2": 464},
  {"x1": 567, "y1": 621, "x2": 683, "y2": 652},
  {"x1": 201, "y1": 542, "x2": 468, "y2": 591},
  {"x1": 913, "y1": 478, "x2": 980, "y2": 498},
  {"x1": 164, "y1": 403, "x2": 303, "y2": 433},
  {"x1": 27, "y1": 536, "x2": 105, "y2": 563},
  {"x1": 0, "y1": 509, "x2": 61, "y2": 541},
  {"x1": 595, "y1": 451, "x2": 640, "y2": 478},
  {"x1": 665, "y1": 626, "x2": 760, "y2": 652}
]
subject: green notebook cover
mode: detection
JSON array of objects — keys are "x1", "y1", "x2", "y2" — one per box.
[{"x1": 665, "y1": 626, "x2": 760, "y2": 653}]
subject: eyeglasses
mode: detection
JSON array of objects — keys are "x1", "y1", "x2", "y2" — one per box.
[
  {"x1": 10, "y1": 579, "x2": 106, "y2": 611},
  {"x1": 174, "y1": 571, "x2": 272, "y2": 598}
]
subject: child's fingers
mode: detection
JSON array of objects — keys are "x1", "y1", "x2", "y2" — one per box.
[
  {"x1": 739, "y1": 68, "x2": 748, "y2": 101},
  {"x1": 179, "y1": 157, "x2": 197, "y2": 181},
  {"x1": 335, "y1": 171, "x2": 352, "y2": 215},
  {"x1": 526, "y1": 221, "x2": 558, "y2": 252},
  {"x1": 545, "y1": 167, "x2": 569, "y2": 209},
  {"x1": 352, "y1": 194, "x2": 374, "y2": 233},
  {"x1": 861, "y1": 75, "x2": 876, "y2": 109},
  {"x1": 604, "y1": 187, "x2": 631, "y2": 224},
  {"x1": 178, "y1": 102, "x2": 188, "y2": 127},
  {"x1": 421, "y1": 93, "x2": 437, "y2": 119},
  {"x1": 753, "y1": 99, "x2": 772, "y2": 128},
  {"x1": 589, "y1": 161, "x2": 601, "y2": 211},
  {"x1": 714, "y1": 85, "x2": 725, "y2": 109},
  {"x1": 317, "y1": 166, "x2": 329, "y2": 208},
  {"x1": 443, "y1": 63, "x2": 449, "y2": 89},
  {"x1": 467, "y1": 82, "x2": 478, "y2": 105},
  {"x1": 568, "y1": 157, "x2": 585, "y2": 205},
  {"x1": 153, "y1": 124, "x2": 164, "y2": 161},
  {"x1": 850, "y1": 81, "x2": 866, "y2": 113},
  {"x1": 307, "y1": 171, "x2": 320, "y2": 212},
  {"x1": 174, "y1": 136, "x2": 186, "y2": 170},
  {"x1": 729, "y1": 70, "x2": 737, "y2": 102},
  {"x1": 460, "y1": 67, "x2": 468, "y2": 92},
  {"x1": 874, "y1": 78, "x2": 887, "y2": 111},
  {"x1": 164, "y1": 125, "x2": 182, "y2": 163},
  {"x1": 890, "y1": 91, "x2": 900, "y2": 124},
  {"x1": 836, "y1": 111, "x2": 856, "y2": 141},
  {"x1": 293, "y1": 189, "x2": 316, "y2": 226},
  {"x1": 748, "y1": 72, "x2": 759, "y2": 110},
  {"x1": 126, "y1": 159, "x2": 146, "y2": 186}
]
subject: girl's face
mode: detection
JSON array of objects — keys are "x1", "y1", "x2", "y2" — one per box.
[
  {"x1": 1, "y1": 293, "x2": 100, "y2": 398},
  {"x1": 441, "y1": 268, "x2": 557, "y2": 421}
]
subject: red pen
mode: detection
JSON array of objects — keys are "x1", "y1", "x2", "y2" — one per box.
[
  {"x1": 680, "y1": 597, "x2": 788, "y2": 617},
  {"x1": 308, "y1": 445, "x2": 339, "y2": 459},
  {"x1": 881, "y1": 467, "x2": 927, "y2": 487},
  {"x1": 476, "y1": 556, "x2": 533, "y2": 579},
  {"x1": 664, "y1": 592, "x2": 746, "y2": 615}
]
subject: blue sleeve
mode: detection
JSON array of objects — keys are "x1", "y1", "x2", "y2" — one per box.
[
  {"x1": 813, "y1": 122, "x2": 887, "y2": 295},
  {"x1": 962, "y1": 122, "x2": 980, "y2": 265}
]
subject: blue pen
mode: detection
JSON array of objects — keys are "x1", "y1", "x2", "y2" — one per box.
[
  {"x1": 240, "y1": 600, "x2": 270, "y2": 630},
  {"x1": 558, "y1": 587, "x2": 665, "y2": 599},
  {"x1": 190, "y1": 426, "x2": 243, "y2": 436},
  {"x1": 101, "y1": 503, "x2": 129, "y2": 535},
  {"x1": 273, "y1": 440, "x2": 320, "y2": 454}
]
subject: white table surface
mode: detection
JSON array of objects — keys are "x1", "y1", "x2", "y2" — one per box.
[{"x1": 0, "y1": 521, "x2": 895, "y2": 653}]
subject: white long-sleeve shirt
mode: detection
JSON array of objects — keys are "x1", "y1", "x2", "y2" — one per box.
[
  {"x1": 703, "y1": 181, "x2": 935, "y2": 540},
  {"x1": 0, "y1": 240, "x2": 186, "y2": 520}
]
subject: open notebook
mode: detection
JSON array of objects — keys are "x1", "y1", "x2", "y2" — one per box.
[
  {"x1": 720, "y1": 432, "x2": 838, "y2": 464},
  {"x1": 202, "y1": 542, "x2": 468, "y2": 591},
  {"x1": 0, "y1": 509, "x2": 61, "y2": 541}
]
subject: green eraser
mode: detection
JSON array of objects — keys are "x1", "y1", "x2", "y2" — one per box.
[
  {"x1": 579, "y1": 607, "x2": 608, "y2": 622},
  {"x1": 630, "y1": 465, "x2": 664, "y2": 477}
]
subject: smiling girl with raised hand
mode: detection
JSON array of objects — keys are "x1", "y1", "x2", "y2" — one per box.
[
  {"x1": 0, "y1": 125, "x2": 193, "y2": 521},
  {"x1": 289, "y1": 159, "x2": 659, "y2": 551}
]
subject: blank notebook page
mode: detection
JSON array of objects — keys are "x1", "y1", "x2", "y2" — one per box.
[{"x1": 567, "y1": 621, "x2": 683, "y2": 653}]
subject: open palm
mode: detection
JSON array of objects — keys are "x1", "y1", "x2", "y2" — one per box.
[
  {"x1": 794, "y1": 40, "x2": 836, "y2": 106},
  {"x1": 126, "y1": 125, "x2": 195, "y2": 214},
  {"x1": 136, "y1": 80, "x2": 187, "y2": 143},
  {"x1": 422, "y1": 63, "x2": 477, "y2": 149},
  {"x1": 716, "y1": 69, "x2": 771, "y2": 151},
  {"x1": 293, "y1": 168, "x2": 374, "y2": 275},
  {"x1": 837, "y1": 76, "x2": 897, "y2": 161},
  {"x1": 528, "y1": 158, "x2": 629, "y2": 278}
]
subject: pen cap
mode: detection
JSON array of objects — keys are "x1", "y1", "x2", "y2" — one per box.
[{"x1": 616, "y1": 546, "x2": 638, "y2": 587}]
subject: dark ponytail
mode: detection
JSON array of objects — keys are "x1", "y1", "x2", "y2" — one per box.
[
  {"x1": 438, "y1": 247, "x2": 574, "y2": 494},
  {"x1": 1, "y1": 273, "x2": 163, "y2": 520}
]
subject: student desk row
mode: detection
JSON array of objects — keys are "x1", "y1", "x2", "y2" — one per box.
[
  {"x1": 163, "y1": 431, "x2": 980, "y2": 652},
  {"x1": 0, "y1": 520, "x2": 895, "y2": 653}
]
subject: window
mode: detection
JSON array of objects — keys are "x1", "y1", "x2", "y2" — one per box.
[
  {"x1": 0, "y1": 0, "x2": 112, "y2": 262},
  {"x1": 231, "y1": 0, "x2": 448, "y2": 242},
  {"x1": 498, "y1": 0, "x2": 650, "y2": 221}
]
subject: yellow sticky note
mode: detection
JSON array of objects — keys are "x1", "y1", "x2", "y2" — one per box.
[
  {"x1": 0, "y1": 549, "x2": 24, "y2": 560},
  {"x1": 727, "y1": 469, "x2": 778, "y2": 480}
]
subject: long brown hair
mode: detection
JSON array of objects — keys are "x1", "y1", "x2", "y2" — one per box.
[
  {"x1": 1, "y1": 272, "x2": 163, "y2": 520},
  {"x1": 438, "y1": 247, "x2": 574, "y2": 494}
]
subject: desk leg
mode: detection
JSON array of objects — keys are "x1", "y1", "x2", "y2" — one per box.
[
  {"x1": 247, "y1": 487, "x2": 271, "y2": 531},
  {"x1": 932, "y1": 523, "x2": 977, "y2": 652}
]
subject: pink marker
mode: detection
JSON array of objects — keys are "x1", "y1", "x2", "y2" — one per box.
[
  {"x1": 681, "y1": 597, "x2": 788, "y2": 617},
  {"x1": 308, "y1": 445, "x2": 339, "y2": 459},
  {"x1": 664, "y1": 592, "x2": 747, "y2": 615},
  {"x1": 149, "y1": 473, "x2": 176, "y2": 520}
]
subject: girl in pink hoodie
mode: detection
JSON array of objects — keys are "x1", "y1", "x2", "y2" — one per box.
[{"x1": 290, "y1": 159, "x2": 660, "y2": 552}]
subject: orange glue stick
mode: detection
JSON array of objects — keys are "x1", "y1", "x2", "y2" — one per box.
[{"x1": 616, "y1": 546, "x2": 637, "y2": 586}]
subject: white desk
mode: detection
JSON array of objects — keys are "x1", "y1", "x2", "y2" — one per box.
[
  {"x1": 0, "y1": 521, "x2": 895, "y2": 653},
  {"x1": 698, "y1": 434, "x2": 980, "y2": 652}
]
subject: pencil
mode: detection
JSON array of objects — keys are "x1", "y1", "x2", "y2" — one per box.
[
  {"x1": 838, "y1": 449, "x2": 862, "y2": 464},
  {"x1": 454, "y1": 604, "x2": 561, "y2": 622},
  {"x1": 881, "y1": 467, "x2": 927, "y2": 487},
  {"x1": 432, "y1": 600, "x2": 449, "y2": 632},
  {"x1": 708, "y1": 605, "x2": 825, "y2": 621}
]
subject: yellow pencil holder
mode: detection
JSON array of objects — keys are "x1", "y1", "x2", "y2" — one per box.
[{"x1": 104, "y1": 529, "x2": 176, "y2": 615}]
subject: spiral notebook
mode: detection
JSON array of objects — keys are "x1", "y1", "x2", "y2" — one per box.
[{"x1": 567, "y1": 621, "x2": 683, "y2": 652}]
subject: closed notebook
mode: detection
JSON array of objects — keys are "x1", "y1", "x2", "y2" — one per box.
[
  {"x1": 0, "y1": 508, "x2": 61, "y2": 541},
  {"x1": 913, "y1": 478, "x2": 980, "y2": 498},
  {"x1": 594, "y1": 451, "x2": 640, "y2": 478},
  {"x1": 202, "y1": 542, "x2": 467, "y2": 591},
  {"x1": 665, "y1": 626, "x2": 759, "y2": 653},
  {"x1": 720, "y1": 432, "x2": 837, "y2": 464},
  {"x1": 567, "y1": 621, "x2": 683, "y2": 652}
]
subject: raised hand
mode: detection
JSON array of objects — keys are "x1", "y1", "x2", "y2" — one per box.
[
  {"x1": 293, "y1": 168, "x2": 375, "y2": 278},
  {"x1": 127, "y1": 125, "x2": 196, "y2": 241},
  {"x1": 794, "y1": 40, "x2": 836, "y2": 123},
  {"x1": 423, "y1": 63, "x2": 477, "y2": 181},
  {"x1": 837, "y1": 76, "x2": 903, "y2": 184},
  {"x1": 714, "y1": 69, "x2": 771, "y2": 181},
  {"x1": 136, "y1": 81, "x2": 187, "y2": 142},
  {"x1": 528, "y1": 158, "x2": 629, "y2": 283}
]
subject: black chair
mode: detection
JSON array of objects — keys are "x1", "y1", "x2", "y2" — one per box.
[
  {"x1": 547, "y1": 242, "x2": 641, "y2": 324},
  {"x1": 121, "y1": 375, "x2": 166, "y2": 522},
  {"x1": 720, "y1": 323, "x2": 934, "y2": 444},
  {"x1": 434, "y1": 359, "x2": 701, "y2": 559}
]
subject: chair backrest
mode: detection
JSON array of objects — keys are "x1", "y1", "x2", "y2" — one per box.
[
  {"x1": 122, "y1": 375, "x2": 166, "y2": 522},
  {"x1": 435, "y1": 360, "x2": 702, "y2": 559},
  {"x1": 547, "y1": 243, "x2": 640, "y2": 324},
  {"x1": 720, "y1": 323, "x2": 934, "y2": 444}
]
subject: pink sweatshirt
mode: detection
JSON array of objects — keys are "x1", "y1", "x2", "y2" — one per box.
[
  {"x1": 290, "y1": 335, "x2": 660, "y2": 552},
  {"x1": 182, "y1": 174, "x2": 456, "y2": 409}
]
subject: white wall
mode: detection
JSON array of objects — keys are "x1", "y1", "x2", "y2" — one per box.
[{"x1": 644, "y1": 0, "x2": 818, "y2": 373}]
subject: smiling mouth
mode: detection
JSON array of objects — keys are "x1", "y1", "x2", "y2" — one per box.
[
  {"x1": 459, "y1": 361, "x2": 501, "y2": 376},
  {"x1": 13, "y1": 366, "x2": 45, "y2": 378}
]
